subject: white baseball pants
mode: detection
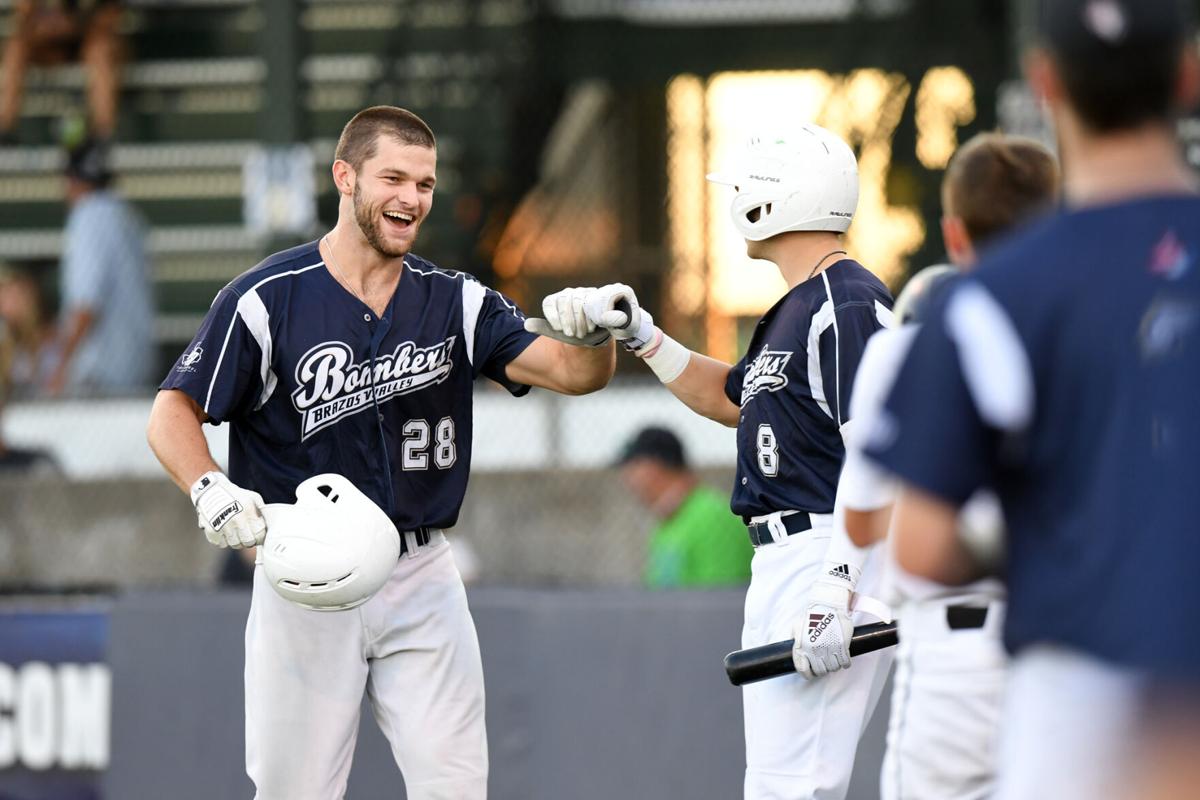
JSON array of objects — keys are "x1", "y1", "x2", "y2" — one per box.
[
  {"x1": 742, "y1": 517, "x2": 894, "y2": 800},
  {"x1": 992, "y1": 645, "x2": 1143, "y2": 800},
  {"x1": 244, "y1": 534, "x2": 488, "y2": 800},
  {"x1": 881, "y1": 600, "x2": 1007, "y2": 800}
]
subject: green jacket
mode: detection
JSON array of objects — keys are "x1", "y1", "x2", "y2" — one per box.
[{"x1": 645, "y1": 486, "x2": 753, "y2": 588}]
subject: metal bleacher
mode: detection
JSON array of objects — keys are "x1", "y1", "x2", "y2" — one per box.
[{"x1": 0, "y1": 0, "x2": 528, "y2": 370}]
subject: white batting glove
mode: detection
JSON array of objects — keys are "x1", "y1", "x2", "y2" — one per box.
[
  {"x1": 545, "y1": 287, "x2": 597, "y2": 339},
  {"x1": 190, "y1": 471, "x2": 267, "y2": 550},
  {"x1": 792, "y1": 563, "x2": 858, "y2": 680},
  {"x1": 524, "y1": 287, "x2": 613, "y2": 347},
  {"x1": 582, "y1": 283, "x2": 655, "y2": 350}
]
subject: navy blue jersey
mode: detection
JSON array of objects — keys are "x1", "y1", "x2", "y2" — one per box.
[
  {"x1": 725, "y1": 259, "x2": 893, "y2": 519},
  {"x1": 161, "y1": 240, "x2": 537, "y2": 531},
  {"x1": 866, "y1": 196, "x2": 1200, "y2": 678}
]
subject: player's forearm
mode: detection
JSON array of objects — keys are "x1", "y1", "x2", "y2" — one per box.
[
  {"x1": 655, "y1": 350, "x2": 740, "y2": 427},
  {"x1": 844, "y1": 505, "x2": 893, "y2": 547},
  {"x1": 891, "y1": 485, "x2": 980, "y2": 585},
  {"x1": 146, "y1": 389, "x2": 220, "y2": 493},
  {"x1": 552, "y1": 338, "x2": 616, "y2": 395}
]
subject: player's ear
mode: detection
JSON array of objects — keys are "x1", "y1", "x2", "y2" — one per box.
[
  {"x1": 941, "y1": 216, "x2": 975, "y2": 269},
  {"x1": 331, "y1": 159, "x2": 355, "y2": 197}
]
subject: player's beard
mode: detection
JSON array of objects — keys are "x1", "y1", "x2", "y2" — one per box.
[{"x1": 353, "y1": 181, "x2": 413, "y2": 259}]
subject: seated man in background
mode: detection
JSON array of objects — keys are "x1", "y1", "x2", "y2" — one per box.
[
  {"x1": 0, "y1": 0, "x2": 124, "y2": 144},
  {"x1": 618, "y1": 426, "x2": 753, "y2": 588},
  {"x1": 47, "y1": 137, "x2": 154, "y2": 396}
]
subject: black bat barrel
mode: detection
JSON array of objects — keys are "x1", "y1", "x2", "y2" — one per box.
[{"x1": 724, "y1": 622, "x2": 899, "y2": 686}]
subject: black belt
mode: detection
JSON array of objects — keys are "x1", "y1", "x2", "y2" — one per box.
[
  {"x1": 946, "y1": 605, "x2": 989, "y2": 630},
  {"x1": 747, "y1": 512, "x2": 813, "y2": 547},
  {"x1": 398, "y1": 527, "x2": 433, "y2": 556}
]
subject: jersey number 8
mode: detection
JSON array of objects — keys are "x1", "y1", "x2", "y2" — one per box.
[
  {"x1": 401, "y1": 417, "x2": 458, "y2": 470},
  {"x1": 757, "y1": 424, "x2": 779, "y2": 477}
]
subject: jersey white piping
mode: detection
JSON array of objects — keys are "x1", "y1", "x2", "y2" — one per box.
[
  {"x1": 945, "y1": 282, "x2": 1035, "y2": 431},
  {"x1": 236, "y1": 289, "x2": 277, "y2": 409},
  {"x1": 806, "y1": 299, "x2": 837, "y2": 421},
  {"x1": 460, "y1": 279, "x2": 486, "y2": 366},
  {"x1": 407, "y1": 260, "x2": 524, "y2": 319},
  {"x1": 203, "y1": 259, "x2": 325, "y2": 415},
  {"x1": 875, "y1": 300, "x2": 896, "y2": 329},
  {"x1": 821, "y1": 270, "x2": 843, "y2": 427}
]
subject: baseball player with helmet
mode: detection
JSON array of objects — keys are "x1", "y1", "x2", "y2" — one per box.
[
  {"x1": 532, "y1": 124, "x2": 895, "y2": 799},
  {"x1": 146, "y1": 105, "x2": 616, "y2": 800},
  {"x1": 865, "y1": 1, "x2": 1200, "y2": 798},
  {"x1": 833, "y1": 132, "x2": 1058, "y2": 800}
]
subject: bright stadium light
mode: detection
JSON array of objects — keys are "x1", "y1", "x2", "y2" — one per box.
[{"x1": 916, "y1": 66, "x2": 977, "y2": 170}]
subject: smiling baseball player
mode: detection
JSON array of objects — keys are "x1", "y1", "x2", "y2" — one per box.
[
  {"x1": 534, "y1": 124, "x2": 895, "y2": 799},
  {"x1": 146, "y1": 105, "x2": 616, "y2": 800}
]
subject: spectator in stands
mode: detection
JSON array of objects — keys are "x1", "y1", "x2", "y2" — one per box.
[
  {"x1": 46, "y1": 137, "x2": 154, "y2": 396},
  {"x1": 617, "y1": 426, "x2": 753, "y2": 588},
  {"x1": 0, "y1": 266, "x2": 59, "y2": 474},
  {"x1": 0, "y1": 262, "x2": 56, "y2": 395},
  {"x1": 0, "y1": 0, "x2": 124, "y2": 145}
]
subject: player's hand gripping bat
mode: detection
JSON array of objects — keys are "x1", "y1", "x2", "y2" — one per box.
[{"x1": 724, "y1": 622, "x2": 898, "y2": 686}]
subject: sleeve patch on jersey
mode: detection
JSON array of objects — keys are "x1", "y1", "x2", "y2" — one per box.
[{"x1": 945, "y1": 283, "x2": 1034, "y2": 432}]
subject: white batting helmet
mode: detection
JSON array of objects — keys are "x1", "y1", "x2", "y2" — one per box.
[
  {"x1": 260, "y1": 474, "x2": 400, "y2": 611},
  {"x1": 707, "y1": 124, "x2": 859, "y2": 241}
]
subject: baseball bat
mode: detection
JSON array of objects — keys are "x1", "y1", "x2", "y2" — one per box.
[{"x1": 724, "y1": 621, "x2": 899, "y2": 686}]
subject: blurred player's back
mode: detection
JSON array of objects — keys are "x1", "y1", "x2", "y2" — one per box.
[
  {"x1": 867, "y1": 3, "x2": 1200, "y2": 799},
  {"x1": 958, "y1": 193, "x2": 1200, "y2": 673}
]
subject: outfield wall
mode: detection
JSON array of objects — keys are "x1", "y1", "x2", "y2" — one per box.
[{"x1": 0, "y1": 589, "x2": 892, "y2": 800}]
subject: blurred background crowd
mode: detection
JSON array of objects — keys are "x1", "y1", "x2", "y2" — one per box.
[{"x1": 0, "y1": 0, "x2": 1197, "y2": 592}]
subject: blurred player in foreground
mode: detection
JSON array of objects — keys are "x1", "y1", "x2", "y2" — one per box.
[
  {"x1": 147, "y1": 105, "x2": 615, "y2": 799},
  {"x1": 616, "y1": 425, "x2": 753, "y2": 588},
  {"x1": 533, "y1": 124, "x2": 894, "y2": 799},
  {"x1": 865, "y1": 1, "x2": 1200, "y2": 798},
  {"x1": 833, "y1": 133, "x2": 1058, "y2": 800}
]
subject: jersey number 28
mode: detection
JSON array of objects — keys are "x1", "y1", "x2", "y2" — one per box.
[{"x1": 401, "y1": 417, "x2": 457, "y2": 470}]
